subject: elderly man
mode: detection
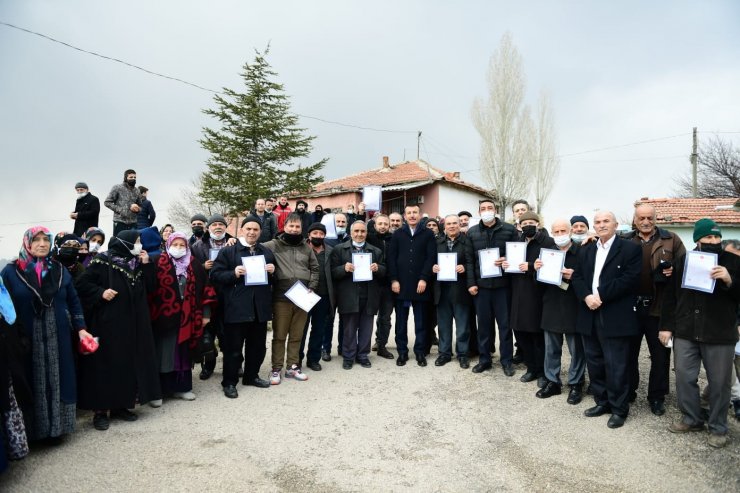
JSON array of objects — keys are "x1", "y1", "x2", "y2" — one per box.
[
  {"x1": 263, "y1": 213, "x2": 319, "y2": 384},
  {"x1": 210, "y1": 216, "x2": 276, "y2": 398},
  {"x1": 367, "y1": 214, "x2": 396, "y2": 359},
  {"x1": 432, "y1": 215, "x2": 475, "y2": 368},
  {"x1": 388, "y1": 212, "x2": 403, "y2": 233},
  {"x1": 570, "y1": 215, "x2": 590, "y2": 245},
  {"x1": 572, "y1": 211, "x2": 641, "y2": 429},
  {"x1": 388, "y1": 204, "x2": 436, "y2": 367},
  {"x1": 458, "y1": 211, "x2": 473, "y2": 234},
  {"x1": 71, "y1": 181, "x2": 100, "y2": 237},
  {"x1": 250, "y1": 198, "x2": 277, "y2": 243},
  {"x1": 325, "y1": 213, "x2": 350, "y2": 248},
  {"x1": 535, "y1": 219, "x2": 586, "y2": 403},
  {"x1": 623, "y1": 203, "x2": 685, "y2": 415},
  {"x1": 104, "y1": 169, "x2": 142, "y2": 236},
  {"x1": 468, "y1": 199, "x2": 518, "y2": 375},
  {"x1": 331, "y1": 221, "x2": 385, "y2": 369}
]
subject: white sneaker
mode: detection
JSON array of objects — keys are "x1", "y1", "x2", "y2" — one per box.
[
  {"x1": 173, "y1": 391, "x2": 196, "y2": 401},
  {"x1": 285, "y1": 364, "x2": 308, "y2": 381},
  {"x1": 149, "y1": 399, "x2": 163, "y2": 408},
  {"x1": 270, "y1": 369, "x2": 282, "y2": 385}
]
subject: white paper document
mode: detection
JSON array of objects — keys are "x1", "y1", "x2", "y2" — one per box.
[
  {"x1": 352, "y1": 253, "x2": 373, "y2": 282},
  {"x1": 681, "y1": 250, "x2": 717, "y2": 293},
  {"x1": 504, "y1": 242, "x2": 526, "y2": 274},
  {"x1": 321, "y1": 213, "x2": 337, "y2": 239},
  {"x1": 536, "y1": 248, "x2": 565, "y2": 285},
  {"x1": 285, "y1": 281, "x2": 321, "y2": 312},
  {"x1": 242, "y1": 255, "x2": 268, "y2": 286},
  {"x1": 478, "y1": 248, "x2": 502, "y2": 278},
  {"x1": 209, "y1": 248, "x2": 219, "y2": 261},
  {"x1": 362, "y1": 186, "x2": 382, "y2": 211},
  {"x1": 437, "y1": 252, "x2": 458, "y2": 281}
]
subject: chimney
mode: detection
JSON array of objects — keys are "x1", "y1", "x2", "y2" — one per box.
[
  {"x1": 382, "y1": 156, "x2": 390, "y2": 168},
  {"x1": 453, "y1": 172, "x2": 460, "y2": 179}
]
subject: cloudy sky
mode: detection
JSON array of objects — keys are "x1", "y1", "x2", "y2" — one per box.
[{"x1": 1, "y1": 1, "x2": 739, "y2": 258}]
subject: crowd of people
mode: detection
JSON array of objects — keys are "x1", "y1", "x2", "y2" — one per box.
[{"x1": 0, "y1": 169, "x2": 738, "y2": 474}]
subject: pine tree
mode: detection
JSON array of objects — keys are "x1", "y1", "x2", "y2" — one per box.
[{"x1": 199, "y1": 48, "x2": 326, "y2": 214}]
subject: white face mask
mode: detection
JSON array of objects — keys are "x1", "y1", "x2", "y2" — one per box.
[
  {"x1": 130, "y1": 244, "x2": 142, "y2": 256},
  {"x1": 480, "y1": 211, "x2": 496, "y2": 223},
  {"x1": 238, "y1": 237, "x2": 248, "y2": 246},
  {"x1": 336, "y1": 227, "x2": 346, "y2": 236},
  {"x1": 168, "y1": 247, "x2": 187, "y2": 259},
  {"x1": 351, "y1": 241, "x2": 365, "y2": 248},
  {"x1": 553, "y1": 234, "x2": 571, "y2": 248},
  {"x1": 89, "y1": 242, "x2": 101, "y2": 252},
  {"x1": 77, "y1": 191, "x2": 88, "y2": 199},
  {"x1": 571, "y1": 233, "x2": 588, "y2": 244},
  {"x1": 211, "y1": 232, "x2": 226, "y2": 241}
]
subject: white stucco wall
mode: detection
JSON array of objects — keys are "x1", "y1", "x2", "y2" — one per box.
[
  {"x1": 437, "y1": 183, "x2": 488, "y2": 218},
  {"x1": 661, "y1": 225, "x2": 740, "y2": 248}
]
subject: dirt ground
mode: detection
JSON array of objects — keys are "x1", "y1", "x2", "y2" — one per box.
[{"x1": 2, "y1": 321, "x2": 739, "y2": 492}]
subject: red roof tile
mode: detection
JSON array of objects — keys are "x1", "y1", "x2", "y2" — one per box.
[
  {"x1": 635, "y1": 197, "x2": 740, "y2": 225},
  {"x1": 313, "y1": 160, "x2": 490, "y2": 195}
]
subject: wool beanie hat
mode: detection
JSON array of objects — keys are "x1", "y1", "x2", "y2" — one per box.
[
  {"x1": 519, "y1": 211, "x2": 540, "y2": 224},
  {"x1": 693, "y1": 218, "x2": 722, "y2": 242},
  {"x1": 570, "y1": 215, "x2": 589, "y2": 229},
  {"x1": 308, "y1": 223, "x2": 326, "y2": 234}
]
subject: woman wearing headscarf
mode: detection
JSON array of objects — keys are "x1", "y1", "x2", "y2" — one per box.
[
  {"x1": 0, "y1": 227, "x2": 92, "y2": 442},
  {"x1": 52, "y1": 232, "x2": 86, "y2": 281},
  {"x1": 81, "y1": 227, "x2": 106, "y2": 267},
  {"x1": 148, "y1": 232, "x2": 215, "y2": 406},
  {"x1": 75, "y1": 230, "x2": 161, "y2": 431}
]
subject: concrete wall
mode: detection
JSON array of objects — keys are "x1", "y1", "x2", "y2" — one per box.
[{"x1": 661, "y1": 225, "x2": 740, "y2": 249}]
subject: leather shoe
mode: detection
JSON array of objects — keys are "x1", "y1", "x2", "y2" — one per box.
[
  {"x1": 512, "y1": 350, "x2": 524, "y2": 365},
  {"x1": 584, "y1": 405, "x2": 611, "y2": 417},
  {"x1": 110, "y1": 409, "x2": 137, "y2": 422},
  {"x1": 434, "y1": 355, "x2": 451, "y2": 367},
  {"x1": 416, "y1": 356, "x2": 427, "y2": 367},
  {"x1": 567, "y1": 385, "x2": 583, "y2": 405},
  {"x1": 536, "y1": 381, "x2": 562, "y2": 399},
  {"x1": 537, "y1": 376, "x2": 548, "y2": 389},
  {"x1": 306, "y1": 361, "x2": 322, "y2": 371},
  {"x1": 244, "y1": 377, "x2": 270, "y2": 388},
  {"x1": 199, "y1": 367, "x2": 214, "y2": 380},
  {"x1": 459, "y1": 357, "x2": 470, "y2": 369},
  {"x1": 607, "y1": 414, "x2": 626, "y2": 429},
  {"x1": 342, "y1": 359, "x2": 353, "y2": 370},
  {"x1": 358, "y1": 359, "x2": 371, "y2": 368},
  {"x1": 472, "y1": 362, "x2": 492, "y2": 373},
  {"x1": 223, "y1": 384, "x2": 238, "y2": 398},
  {"x1": 396, "y1": 354, "x2": 408, "y2": 367},
  {"x1": 502, "y1": 364, "x2": 515, "y2": 377},
  {"x1": 377, "y1": 346, "x2": 395, "y2": 359},
  {"x1": 321, "y1": 350, "x2": 331, "y2": 362},
  {"x1": 519, "y1": 371, "x2": 538, "y2": 383},
  {"x1": 650, "y1": 400, "x2": 666, "y2": 416},
  {"x1": 93, "y1": 412, "x2": 109, "y2": 431}
]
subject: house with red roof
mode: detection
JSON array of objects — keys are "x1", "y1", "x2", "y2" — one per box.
[
  {"x1": 635, "y1": 197, "x2": 740, "y2": 246},
  {"x1": 290, "y1": 157, "x2": 492, "y2": 217}
]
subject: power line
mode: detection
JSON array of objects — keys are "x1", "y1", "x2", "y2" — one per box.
[{"x1": 0, "y1": 20, "x2": 417, "y2": 135}]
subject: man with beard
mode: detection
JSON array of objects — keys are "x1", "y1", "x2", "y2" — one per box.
[
  {"x1": 189, "y1": 214, "x2": 207, "y2": 246},
  {"x1": 250, "y1": 198, "x2": 277, "y2": 243},
  {"x1": 311, "y1": 204, "x2": 325, "y2": 224},
  {"x1": 294, "y1": 200, "x2": 313, "y2": 238},
  {"x1": 367, "y1": 214, "x2": 395, "y2": 359},
  {"x1": 71, "y1": 182, "x2": 100, "y2": 237},
  {"x1": 389, "y1": 212, "x2": 403, "y2": 233},
  {"x1": 104, "y1": 169, "x2": 143, "y2": 236},
  {"x1": 458, "y1": 211, "x2": 473, "y2": 234},
  {"x1": 325, "y1": 213, "x2": 350, "y2": 248}
]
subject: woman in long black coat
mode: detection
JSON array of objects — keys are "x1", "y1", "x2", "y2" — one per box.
[{"x1": 75, "y1": 229, "x2": 161, "y2": 431}]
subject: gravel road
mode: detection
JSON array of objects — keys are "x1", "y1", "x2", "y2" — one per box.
[{"x1": 2, "y1": 322, "x2": 738, "y2": 492}]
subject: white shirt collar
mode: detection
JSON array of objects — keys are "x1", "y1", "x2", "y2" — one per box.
[{"x1": 597, "y1": 235, "x2": 616, "y2": 250}]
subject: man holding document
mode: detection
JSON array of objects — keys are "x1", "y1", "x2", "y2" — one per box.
[
  {"x1": 431, "y1": 215, "x2": 475, "y2": 368},
  {"x1": 330, "y1": 221, "x2": 385, "y2": 369},
  {"x1": 660, "y1": 218, "x2": 739, "y2": 448},
  {"x1": 210, "y1": 216, "x2": 276, "y2": 398},
  {"x1": 263, "y1": 213, "x2": 319, "y2": 385}
]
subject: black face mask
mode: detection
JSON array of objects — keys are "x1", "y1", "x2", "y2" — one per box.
[
  {"x1": 315, "y1": 210, "x2": 323, "y2": 215},
  {"x1": 127, "y1": 179, "x2": 137, "y2": 187},
  {"x1": 192, "y1": 226, "x2": 205, "y2": 237},
  {"x1": 698, "y1": 242, "x2": 723, "y2": 254},
  {"x1": 522, "y1": 225, "x2": 537, "y2": 238},
  {"x1": 57, "y1": 248, "x2": 79, "y2": 266},
  {"x1": 310, "y1": 237, "x2": 324, "y2": 247},
  {"x1": 282, "y1": 232, "x2": 303, "y2": 245}
]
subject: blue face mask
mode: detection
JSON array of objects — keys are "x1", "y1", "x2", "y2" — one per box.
[
  {"x1": 352, "y1": 241, "x2": 365, "y2": 248},
  {"x1": 336, "y1": 227, "x2": 346, "y2": 236}
]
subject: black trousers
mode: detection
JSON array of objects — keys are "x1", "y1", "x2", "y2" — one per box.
[
  {"x1": 583, "y1": 319, "x2": 632, "y2": 417},
  {"x1": 629, "y1": 307, "x2": 670, "y2": 401},
  {"x1": 516, "y1": 331, "x2": 544, "y2": 375},
  {"x1": 221, "y1": 321, "x2": 267, "y2": 387}
]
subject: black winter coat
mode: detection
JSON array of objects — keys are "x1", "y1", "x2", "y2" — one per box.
[
  {"x1": 388, "y1": 224, "x2": 436, "y2": 301},
  {"x1": 540, "y1": 243, "x2": 580, "y2": 333},
  {"x1": 661, "y1": 249, "x2": 740, "y2": 345},
  {"x1": 209, "y1": 242, "x2": 275, "y2": 324},
  {"x1": 73, "y1": 193, "x2": 100, "y2": 237},
  {"x1": 191, "y1": 232, "x2": 235, "y2": 265},
  {"x1": 330, "y1": 242, "x2": 385, "y2": 315},
  {"x1": 468, "y1": 219, "x2": 518, "y2": 289},
  {"x1": 433, "y1": 234, "x2": 475, "y2": 306},
  {"x1": 571, "y1": 236, "x2": 641, "y2": 337},
  {"x1": 509, "y1": 231, "x2": 557, "y2": 333}
]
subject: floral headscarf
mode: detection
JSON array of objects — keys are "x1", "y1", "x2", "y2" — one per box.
[
  {"x1": 166, "y1": 232, "x2": 191, "y2": 278},
  {"x1": 17, "y1": 226, "x2": 53, "y2": 285}
]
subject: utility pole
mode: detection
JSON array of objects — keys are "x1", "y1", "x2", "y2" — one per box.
[
  {"x1": 417, "y1": 131, "x2": 422, "y2": 160},
  {"x1": 691, "y1": 127, "x2": 698, "y2": 198}
]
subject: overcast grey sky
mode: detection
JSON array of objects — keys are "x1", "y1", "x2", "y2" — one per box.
[{"x1": 1, "y1": 0, "x2": 739, "y2": 258}]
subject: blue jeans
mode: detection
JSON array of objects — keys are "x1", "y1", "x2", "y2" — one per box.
[
  {"x1": 301, "y1": 296, "x2": 331, "y2": 364},
  {"x1": 394, "y1": 300, "x2": 427, "y2": 358},
  {"x1": 437, "y1": 296, "x2": 470, "y2": 358},
  {"x1": 475, "y1": 287, "x2": 511, "y2": 366},
  {"x1": 543, "y1": 330, "x2": 586, "y2": 386}
]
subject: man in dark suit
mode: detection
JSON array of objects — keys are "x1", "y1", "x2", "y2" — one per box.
[
  {"x1": 388, "y1": 203, "x2": 436, "y2": 367},
  {"x1": 71, "y1": 182, "x2": 100, "y2": 237},
  {"x1": 571, "y1": 211, "x2": 641, "y2": 428}
]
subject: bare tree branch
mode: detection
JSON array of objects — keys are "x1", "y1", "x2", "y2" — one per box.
[
  {"x1": 673, "y1": 136, "x2": 740, "y2": 198},
  {"x1": 533, "y1": 91, "x2": 560, "y2": 214}
]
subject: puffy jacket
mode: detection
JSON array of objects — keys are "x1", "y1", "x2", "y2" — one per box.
[
  {"x1": 104, "y1": 183, "x2": 142, "y2": 224},
  {"x1": 263, "y1": 235, "x2": 319, "y2": 300}
]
